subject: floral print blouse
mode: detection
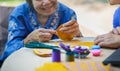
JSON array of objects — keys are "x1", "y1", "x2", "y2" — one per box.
[{"x1": 0, "y1": 2, "x2": 77, "y2": 61}]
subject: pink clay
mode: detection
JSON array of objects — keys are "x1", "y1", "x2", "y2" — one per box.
[{"x1": 92, "y1": 50, "x2": 101, "y2": 56}]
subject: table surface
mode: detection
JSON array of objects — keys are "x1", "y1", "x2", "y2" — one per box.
[{"x1": 1, "y1": 37, "x2": 120, "y2": 71}]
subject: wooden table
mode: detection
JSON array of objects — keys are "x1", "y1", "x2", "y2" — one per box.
[{"x1": 1, "y1": 37, "x2": 120, "y2": 71}]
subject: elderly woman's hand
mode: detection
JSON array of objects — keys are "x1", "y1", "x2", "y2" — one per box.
[
  {"x1": 24, "y1": 28, "x2": 56, "y2": 44},
  {"x1": 59, "y1": 20, "x2": 82, "y2": 37},
  {"x1": 94, "y1": 33, "x2": 120, "y2": 48}
]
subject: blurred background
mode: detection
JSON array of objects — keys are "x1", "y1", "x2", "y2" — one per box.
[{"x1": 0, "y1": 0, "x2": 119, "y2": 37}]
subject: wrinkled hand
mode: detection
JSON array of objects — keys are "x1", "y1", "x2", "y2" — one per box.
[
  {"x1": 94, "y1": 33, "x2": 120, "y2": 48},
  {"x1": 110, "y1": 27, "x2": 120, "y2": 35},
  {"x1": 24, "y1": 28, "x2": 56, "y2": 44},
  {"x1": 59, "y1": 20, "x2": 82, "y2": 37}
]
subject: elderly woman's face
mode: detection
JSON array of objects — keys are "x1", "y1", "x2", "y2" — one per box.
[
  {"x1": 109, "y1": 0, "x2": 120, "y2": 5},
  {"x1": 32, "y1": 0, "x2": 57, "y2": 16}
]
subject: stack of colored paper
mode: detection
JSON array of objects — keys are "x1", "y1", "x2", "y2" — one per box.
[
  {"x1": 36, "y1": 62, "x2": 68, "y2": 71},
  {"x1": 62, "y1": 61, "x2": 111, "y2": 71},
  {"x1": 36, "y1": 61, "x2": 111, "y2": 71}
]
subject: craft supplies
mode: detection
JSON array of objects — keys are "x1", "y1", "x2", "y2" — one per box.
[
  {"x1": 33, "y1": 49, "x2": 52, "y2": 57},
  {"x1": 73, "y1": 46, "x2": 90, "y2": 58},
  {"x1": 62, "y1": 61, "x2": 111, "y2": 71},
  {"x1": 82, "y1": 41, "x2": 94, "y2": 48},
  {"x1": 59, "y1": 42, "x2": 90, "y2": 59},
  {"x1": 59, "y1": 42, "x2": 71, "y2": 52},
  {"x1": 92, "y1": 45, "x2": 101, "y2": 50},
  {"x1": 36, "y1": 61, "x2": 111, "y2": 71},
  {"x1": 52, "y1": 49, "x2": 61, "y2": 62},
  {"x1": 36, "y1": 62, "x2": 68, "y2": 71},
  {"x1": 92, "y1": 45, "x2": 101, "y2": 56},
  {"x1": 25, "y1": 42, "x2": 59, "y2": 49},
  {"x1": 66, "y1": 52, "x2": 74, "y2": 62},
  {"x1": 59, "y1": 42, "x2": 75, "y2": 61},
  {"x1": 56, "y1": 24, "x2": 73, "y2": 41},
  {"x1": 92, "y1": 50, "x2": 101, "y2": 56}
]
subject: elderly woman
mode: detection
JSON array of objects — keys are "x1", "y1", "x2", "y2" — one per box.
[
  {"x1": 94, "y1": 0, "x2": 120, "y2": 48},
  {"x1": 0, "y1": 0, "x2": 82, "y2": 63}
]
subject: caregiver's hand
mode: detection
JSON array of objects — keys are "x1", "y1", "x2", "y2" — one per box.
[{"x1": 94, "y1": 33, "x2": 120, "y2": 48}]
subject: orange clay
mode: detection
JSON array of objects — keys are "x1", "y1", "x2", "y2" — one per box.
[{"x1": 56, "y1": 24, "x2": 73, "y2": 41}]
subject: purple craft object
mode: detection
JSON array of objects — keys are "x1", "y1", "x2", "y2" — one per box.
[
  {"x1": 73, "y1": 47, "x2": 90, "y2": 54},
  {"x1": 52, "y1": 49, "x2": 61, "y2": 62},
  {"x1": 59, "y1": 42, "x2": 71, "y2": 51},
  {"x1": 66, "y1": 44, "x2": 70, "y2": 49},
  {"x1": 74, "y1": 46, "x2": 81, "y2": 50},
  {"x1": 81, "y1": 46, "x2": 89, "y2": 50},
  {"x1": 73, "y1": 49, "x2": 81, "y2": 53}
]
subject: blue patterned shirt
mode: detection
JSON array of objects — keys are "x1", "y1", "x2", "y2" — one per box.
[{"x1": 0, "y1": 2, "x2": 77, "y2": 61}]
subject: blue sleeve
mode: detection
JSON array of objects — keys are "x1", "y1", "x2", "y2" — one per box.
[
  {"x1": 0, "y1": 16, "x2": 29, "y2": 61},
  {"x1": 60, "y1": 10, "x2": 77, "y2": 25},
  {"x1": 113, "y1": 7, "x2": 120, "y2": 28},
  {"x1": 57, "y1": 2, "x2": 77, "y2": 24}
]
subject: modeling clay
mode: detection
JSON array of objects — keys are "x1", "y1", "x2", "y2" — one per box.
[
  {"x1": 66, "y1": 52, "x2": 74, "y2": 62},
  {"x1": 73, "y1": 46, "x2": 90, "y2": 58},
  {"x1": 92, "y1": 45, "x2": 101, "y2": 56},
  {"x1": 92, "y1": 50, "x2": 101, "y2": 56},
  {"x1": 33, "y1": 49, "x2": 52, "y2": 57},
  {"x1": 52, "y1": 49, "x2": 61, "y2": 62},
  {"x1": 59, "y1": 42, "x2": 71, "y2": 51},
  {"x1": 56, "y1": 24, "x2": 73, "y2": 41}
]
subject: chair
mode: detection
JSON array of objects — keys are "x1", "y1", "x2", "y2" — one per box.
[{"x1": 0, "y1": 6, "x2": 14, "y2": 56}]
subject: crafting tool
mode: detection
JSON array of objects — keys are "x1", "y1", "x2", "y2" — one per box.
[{"x1": 52, "y1": 49, "x2": 61, "y2": 62}]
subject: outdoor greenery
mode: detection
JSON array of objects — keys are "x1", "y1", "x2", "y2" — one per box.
[
  {"x1": 0, "y1": 0, "x2": 25, "y2": 6},
  {"x1": 99, "y1": 0, "x2": 108, "y2": 3}
]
